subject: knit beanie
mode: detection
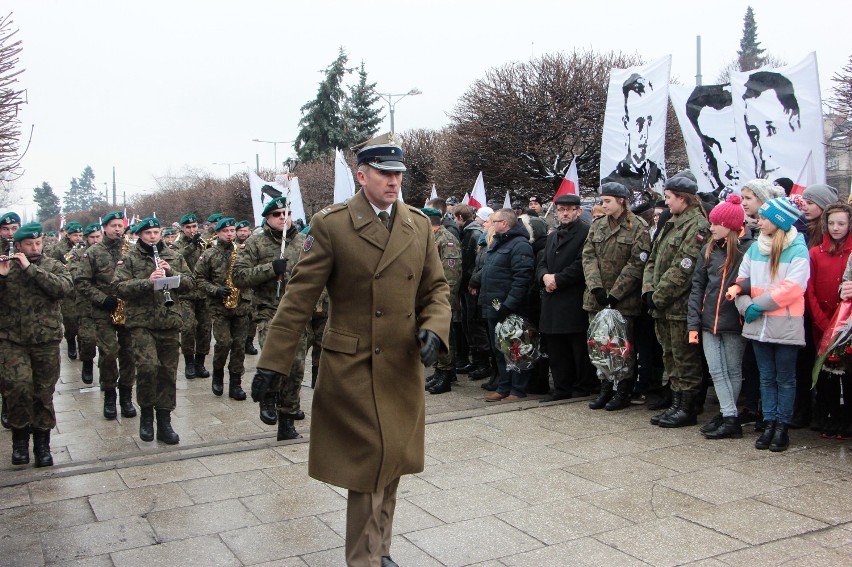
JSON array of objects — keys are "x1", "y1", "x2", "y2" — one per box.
[
  {"x1": 742, "y1": 179, "x2": 783, "y2": 205},
  {"x1": 709, "y1": 194, "x2": 745, "y2": 231},
  {"x1": 802, "y1": 184, "x2": 839, "y2": 212},
  {"x1": 759, "y1": 197, "x2": 801, "y2": 232},
  {"x1": 475, "y1": 207, "x2": 494, "y2": 223}
]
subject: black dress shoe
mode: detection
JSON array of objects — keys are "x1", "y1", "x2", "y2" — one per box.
[
  {"x1": 381, "y1": 556, "x2": 399, "y2": 567},
  {"x1": 540, "y1": 393, "x2": 571, "y2": 403}
]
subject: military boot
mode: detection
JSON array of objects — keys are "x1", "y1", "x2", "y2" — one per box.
[
  {"x1": 11, "y1": 427, "x2": 29, "y2": 465},
  {"x1": 211, "y1": 369, "x2": 224, "y2": 396},
  {"x1": 103, "y1": 388, "x2": 118, "y2": 420},
  {"x1": 310, "y1": 366, "x2": 318, "y2": 389},
  {"x1": 194, "y1": 354, "x2": 211, "y2": 378},
  {"x1": 704, "y1": 416, "x2": 743, "y2": 439},
  {"x1": 32, "y1": 430, "x2": 53, "y2": 468},
  {"x1": 66, "y1": 336, "x2": 78, "y2": 360},
  {"x1": 651, "y1": 390, "x2": 682, "y2": 425},
  {"x1": 425, "y1": 369, "x2": 443, "y2": 391},
  {"x1": 428, "y1": 370, "x2": 453, "y2": 395},
  {"x1": 81, "y1": 360, "x2": 94, "y2": 384},
  {"x1": 1, "y1": 396, "x2": 9, "y2": 429},
  {"x1": 659, "y1": 391, "x2": 698, "y2": 428},
  {"x1": 589, "y1": 380, "x2": 614, "y2": 410},
  {"x1": 468, "y1": 354, "x2": 493, "y2": 381},
  {"x1": 155, "y1": 409, "x2": 180, "y2": 444},
  {"x1": 647, "y1": 384, "x2": 672, "y2": 411},
  {"x1": 769, "y1": 422, "x2": 790, "y2": 452},
  {"x1": 244, "y1": 337, "x2": 258, "y2": 355},
  {"x1": 228, "y1": 373, "x2": 247, "y2": 401},
  {"x1": 277, "y1": 414, "x2": 302, "y2": 440},
  {"x1": 139, "y1": 407, "x2": 155, "y2": 442},
  {"x1": 259, "y1": 394, "x2": 278, "y2": 425},
  {"x1": 184, "y1": 354, "x2": 196, "y2": 379},
  {"x1": 118, "y1": 386, "x2": 137, "y2": 418},
  {"x1": 605, "y1": 380, "x2": 633, "y2": 411}
]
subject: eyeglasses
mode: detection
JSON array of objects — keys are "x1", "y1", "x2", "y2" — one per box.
[{"x1": 268, "y1": 211, "x2": 290, "y2": 218}]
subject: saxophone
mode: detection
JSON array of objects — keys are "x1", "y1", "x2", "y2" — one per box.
[
  {"x1": 223, "y1": 241, "x2": 240, "y2": 309},
  {"x1": 110, "y1": 235, "x2": 131, "y2": 325}
]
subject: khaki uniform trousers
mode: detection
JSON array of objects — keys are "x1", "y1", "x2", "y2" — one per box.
[{"x1": 345, "y1": 477, "x2": 399, "y2": 567}]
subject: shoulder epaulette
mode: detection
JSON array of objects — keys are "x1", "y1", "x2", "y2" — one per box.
[
  {"x1": 407, "y1": 205, "x2": 428, "y2": 218},
  {"x1": 319, "y1": 202, "x2": 348, "y2": 217}
]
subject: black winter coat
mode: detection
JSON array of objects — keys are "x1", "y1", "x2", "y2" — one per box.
[
  {"x1": 478, "y1": 223, "x2": 534, "y2": 318},
  {"x1": 537, "y1": 220, "x2": 590, "y2": 334},
  {"x1": 459, "y1": 219, "x2": 483, "y2": 290}
]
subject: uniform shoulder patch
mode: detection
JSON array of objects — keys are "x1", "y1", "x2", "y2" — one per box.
[
  {"x1": 116, "y1": 260, "x2": 124, "y2": 266},
  {"x1": 303, "y1": 235, "x2": 315, "y2": 252},
  {"x1": 696, "y1": 234, "x2": 705, "y2": 242},
  {"x1": 680, "y1": 258, "x2": 693, "y2": 269},
  {"x1": 639, "y1": 251, "x2": 649, "y2": 263}
]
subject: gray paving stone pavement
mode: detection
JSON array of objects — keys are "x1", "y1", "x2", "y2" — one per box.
[{"x1": 0, "y1": 344, "x2": 851, "y2": 565}]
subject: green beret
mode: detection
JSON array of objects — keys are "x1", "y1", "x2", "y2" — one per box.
[
  {"x1": 102, "y1": 211, "x2": 125, "y2": 225},
  {"x1": 130, "y1": 217, "x2": 160, "y2": 234},
  {"x1": 215, "y1": 217, "x2": 236, "y2": 231},
  {"x1": 421, "y1": 207, "x2": 442, "y2": 218},
  {"x1": 235, "y1": 220, "x2": 251, "y2": 230},
  {"x1": 179, "y1": 213, "x2": 198, "y2": 225},
  {"x1": 83, "y1": 223, "x2": 101, "y2": 236},
  {"x1": 262, "y1": 197, "x2": 287, "y2": 217},
  {"x1": 162, "y1": 228, "x2": 176, "y2": 236},
  {"x1": 65, "y1": 222, "x2": 83, "y2": 234},
  {"x1": 14, "y1": 222, "x2": 43, "y2": 241},
  {"x1": 207, "y1": 213, "x2": 223, "y2": 223},
  {"x1": 0, "y1": 212, "x2": 21, "y2": 226},
  {"x1": 46, "y1": 231, "x2": 57, "y2": 237}
]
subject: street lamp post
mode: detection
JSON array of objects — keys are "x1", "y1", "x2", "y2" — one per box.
[
  {"x1": 212, "y1": 161, "x2": 246, "y2": 177},
  {"x1": 252, "y1": 139, "x2": 295, "y2": 172},
  {"x1": 376, "y1": 88, "x2": 422, "y2": 134}
]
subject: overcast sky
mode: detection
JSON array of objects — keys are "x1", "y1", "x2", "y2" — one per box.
[{"x1": 4, "y1": 0, "x2": 849, "y2": 214}]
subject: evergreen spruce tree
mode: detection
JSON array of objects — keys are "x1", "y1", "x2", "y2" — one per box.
[
  {"x1": 344, "y1": 61, "x2": 383, "y2": 147},
  {"x1": 64, "y1": 166, "x2": 102, "y2": 212},
  {"x1": 737, "y1": 6, "x2": 766, "y2": 72},
  {"x1": 33, "y1": 181, "x2": 60, "y2": 221},
  {"x1": 294, "y1": 48, "x2": 351, "y2": 162}
]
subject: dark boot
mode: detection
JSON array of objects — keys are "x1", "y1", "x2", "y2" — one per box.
[
  {"x1": 651, "y1": 390, "x2": 682, "y2": 426},
  {"x1": 244, "y1": 337, "x2": 258, "y2": 355},
  {"x1": 468, "y1": 354, "x2": 493, "y2": 381},
  {"x1": 155, "y1": 409, "x2": 180, "y2": 444},
  {"x1": 259, "y1": 395, "x2": 278, "y2": 425},
  {"x1": 700, "y1": 413, "x2": 724, "y2": 434},
  {"x1": 481, "y1": 371, "x2": 498, "y2": 391},
  {"x1": 659, "y1": 391, "x2": 698, "y2": 428},
  {"x1": 456, "y1": 360, "x2": 476, "y2": 374},
  {"x1": 704, "y1": 416, "x2": 743, "y2": 439},
  {"x1": 293, "y1": 410, "x2": 305, "y2": 420},
  {"x1": 11, "y1": 427, "x2": 29, "y2": 465},
  {"x1": 769, "y1": 422, "x2": 790, "y2": 452},
  {"x1": 32, "y1": 430, "x2": 53, "y2": 467},
  {"x1": 277, "y1": 414, "x2": 302, "y2": 440},
  {"x1": 184, "y1": 354, "x2": 196, "y2": 379},
  {"x1": 211, "y1": 369, "x2": 224, "y2": 396},
  {"x1": 428, "y1": 371, "x2": 453, "y2": 395},
  {"x1": 103, "y1": 388, "x2": 117, "y2": 420},
  {"x1": 1, "y1": 397, "x2": 9, "y2": 429},
  {"x1": 228, "y1": 373, "x2": 247, "y2": 401},
  {"x1": 139, "y1": 407, "x2": 155, "y2": 442},
  {"x1": 605, "y1": 380, "x2": 633, "y2": 411},
  {"x1": 81, "y1": 360, "x2": 94, "y2": 384},
  {"x1": 118, "y1": 387, "x2": 137, "y2": 418},
  {"x1": 67, "y1": 336, "x2": 78, "y2": 360},
  {"x1": 647, "y1": 384, "x2": 672, "y2": 410},
  {"x1": 194, "y1": 354, "x2": 210, "y2": 378},
  {"x1": 589, "y1": 380, "x2": 614, "y2": 410},
  {"x1": 755, "y1": 421, "x2": 776, "y2": 449},
  {"x1": 311, "y1": 366, "x2": 318, "y2": 389},
  {"x1": 425, "y1": 369, "x2": 442, "y2": 391}
]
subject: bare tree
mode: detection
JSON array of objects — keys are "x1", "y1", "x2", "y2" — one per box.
[{"x1": 0, "y1": 13, "x2": 28, "y2": 201}]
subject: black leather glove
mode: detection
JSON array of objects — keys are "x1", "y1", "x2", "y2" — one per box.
[
  {"x1": 215, "y1": 286, "x2": 230, "y2": 299},
  {"x1": 643, "y1": 292, "x2": 656, "y2": 310},
  {"x1": 592, "y1": 288, "x2": 608, "y2": 306},
  {"x1": 191, "y1": 233, "x2": 203, "y2": 246},
  {"x1": 272, "y1": 259, "x2": 288, "y2": 275},
  {"x1": 251, "y1": 368, "x2": 283, "y2": 403},
  {"x1": 607, "y1": 294, "x2": 619, "y2": 307},
  {"x1": 417, "y1": 329, "x2": 441, "y2": 367},
  {"x1": 101, "y1": 295, "x2": 118, "y2": 312},
  {"x1": 496, "y1": 305, "x2": 512, "y2": 322}
]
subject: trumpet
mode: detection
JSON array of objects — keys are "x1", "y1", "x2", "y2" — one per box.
[{"x1": 151, "y1": 245, "x2": 175, "y2": 307}]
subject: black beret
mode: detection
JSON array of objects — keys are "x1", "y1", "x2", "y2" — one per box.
[
  {"x1": 600, "y1": 182, "x2": 630, "y2": 199},
  {"x1": 631, "y1": 201, "x2": 652, "y2": 215},
  {"x1": 554, "y1": 194, "x2": 581, "y2": 206},
  {"x1": 664, "y1": 175, "x2": 698, "y2": 194}
]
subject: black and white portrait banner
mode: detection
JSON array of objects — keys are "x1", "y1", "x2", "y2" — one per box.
[
  {"x1": 730, "y1": 52, "x2": 825, "y2": 186},
  {"x1": 600, "y1": 55, "x2": 671, "y2": 204},
  {"x1": 670, "y1": 83, "x2": 740, "y2": 195}
]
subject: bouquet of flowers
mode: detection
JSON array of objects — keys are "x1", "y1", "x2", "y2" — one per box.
[
  {"x1": 813, "y1": 300, "x2": 852, "y2": 385},
  {"x1": 492, "y1": 299, "x2": 543, "y2": 371},
  {"x1": 587, "y1": 307, "x2": 631, "y2": 382}
]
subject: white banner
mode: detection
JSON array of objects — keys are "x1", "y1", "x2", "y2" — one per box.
[
  {"x1": 600, "y1": 55, "x2": 671, "y2": 203},
  {"x1": 248, "y1": 170, "x2": 307, "y2": 228},
  {"x1": 670, "y1": 84, "x2": 740, "y2": 195},
  {"x1": 731, "y1": 52, "x2": 825, "y2": 186},
  {"x1": 333, "y1": 149, "x2": 356, "y2": 204}
]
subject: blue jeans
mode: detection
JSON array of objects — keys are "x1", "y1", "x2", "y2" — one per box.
[
  {"x1": 486, "y1": 315, "x2": 529, "y2": 397},
  {"x1": 702, "y1": 332, "x2": 746, "y2": 417},
  {"x1": 751, "y1": 341, "x2": 799, "y2": 424}
]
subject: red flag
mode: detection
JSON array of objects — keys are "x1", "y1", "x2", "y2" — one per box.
[
  {"x1": 468, "y1": 172, "x2": 487, "y2": 209},
  {"x1": 123, "y1": 207, "x2": 129, "y2": 228},
  {"x1": 554, "y1": 158, "x2": 579, "y2": 200},
  {"x1": 791, "y1": 150, "x2": 815, "y2": 196}
]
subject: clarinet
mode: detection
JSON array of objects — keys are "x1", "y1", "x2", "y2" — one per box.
[{"x1": 151, "y1": 245, "x2": 175, "y2": 307}]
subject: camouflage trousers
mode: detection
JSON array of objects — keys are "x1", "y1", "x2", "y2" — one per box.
[
  {"x1": 212, "y1": 312, "x2": 249, "y2": 375},
  {"x1": 77, "y1": 315, "x2": 97, "y2": 362},
  {"x1": 306, "y1": 310, "x2": 328, "y2": 370},
  {"x1": 62, "y1": 310, "x2": 79, "y2": 341},
  {"x1": 96, "y1": 320, "x2": 136, "y2": 391},
  {"x1": 130, "y1": 328, "x2": 179, "y2": 411},
  {"x1": 435, "y1": 306, "x2": 458, "y2": 372},
  {"x1": 0, "y1": 340, "x2": 60, "y2": 430},
  {"x1": 257, "y1": 316, "x2": 307, "y2": 414},
  {"x1": 247, "y1": 318, "x2": 257, "y2": 342},
  {"x1": 654, "y1": 318, "x2": 703, "y2": 392},
  {"x1": 180, "y1": 298, "x2": 212, "y2": 357}
]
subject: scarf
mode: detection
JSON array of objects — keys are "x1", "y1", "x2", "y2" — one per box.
[{"x1": 757, "y1": 226, "x2": 797, "y2": 256}]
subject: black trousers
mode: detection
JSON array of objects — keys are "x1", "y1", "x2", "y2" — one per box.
[{"x1": 544, "y1": 332, "x2": 594, "y2": 397}]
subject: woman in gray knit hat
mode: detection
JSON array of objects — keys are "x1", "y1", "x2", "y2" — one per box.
[
  {"x1": 802, "y1": 184, "x2": 839, "y2": 248},
  {"x1": 740, "y1": 179, "x2": 784, "y2": 233}
]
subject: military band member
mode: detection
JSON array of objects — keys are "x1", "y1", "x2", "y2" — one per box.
[
  {"x1": 162, "y1": 227, "x2": 178, "y2": 246},
  {"x1": 205, "y1": 213, "x2": 223, "y2": 240},
  {"x1": 75, "y1": 211, "x2": 137, "y2": 420},
  {"x1": 235, "y1": 220, "x2": 259, "y2": 355},
  {"x1": 0, "y1": 222, "x2": 73, "y2": 466},
  {"x1": 113, "y1": 217, "x2": 194, "y2": 444},
  {"x1": 195, "y1": 217, "x2": 250, "y2": 400},
  {"x1": 0, "y1": 211, "x2": 21, "y2": 429},
  {"x1": 233, "y1": 197, "x2": 306, "y2": 439},
  {"x1": 173, "y1": 213, "x2": 212, "y2": 379},
  {"x1": 67, "y1": 224, "x2": 103, "y2": 383},
  {"x1": 49, "y1": 221, "x2": 84, "y2": 360}
]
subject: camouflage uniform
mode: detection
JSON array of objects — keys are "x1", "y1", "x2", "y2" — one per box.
[
  {"x1": 173, "y1": 233, "x2": 212, "y2": 360},
  {"x1": 48, "y1": 236, "x2": 81, "y2": 353},
  {"x1": 642, "y1": 205, "x2": 710, "y2": 392},
  {"x1": 113, "y1": 241, "x2": 195, "y2": 410},
  {"x1": 0, "y1": 254, "x2": 73, "y2": 430},
  {"x1": 233, "y1": 224, "x2": 307, "y2": 413},
  {"x1": 67, "y1": 244, "x2": 97, "y2": 364},
  {"x1": 75, "y1": 236, "x2": 136, "y2": 391},
  {"x1": 432, "y1": 226, "x2": 462, "y2": 372},
  {"x1": 236, "y1": 234, "x2": 258, "y2": 348}
]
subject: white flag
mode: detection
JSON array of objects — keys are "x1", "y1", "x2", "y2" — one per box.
[
  {"x1": 288, "y1": 177, "x2": 307, "y2": 224},
  {"x1": 469, "y1": 172, "x2": 488, "y2": 209},
  {"x1": 461, "y1": 192, "x2": 470, "y2": 205},
  {"x1": 430, "y1": 184, "x2": 438, "y2": 201},
  {"x1": 503, "y1": 191, "x2": 511, "y2": 209},
  {"x1": 333, "y1": 149, "x2": 356, "y2": 204},
  {"x1": 248, "y1": 169, "x2": 289, "y2": 228}
]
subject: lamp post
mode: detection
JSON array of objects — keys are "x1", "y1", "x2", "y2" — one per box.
[
  {"x1": 212, "y1": 161, "x2": 246, "y2": 177},
  {"x1": 376, "y1": 88, "x2": 422, "y2": 134},
  {"x1": 252, "y1": 139, "x2": 295, "y2": 172}
]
